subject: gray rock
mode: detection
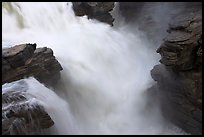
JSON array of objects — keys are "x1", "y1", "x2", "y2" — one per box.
[
  {"x1": 150, "y1": 7, "x2": 202, "y2": 135},
  {"x1": 157, "y1": 10, "x2": 201, "y2": 71}
]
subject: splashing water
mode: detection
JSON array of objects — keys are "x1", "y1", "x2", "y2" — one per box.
[
  {"x1": 2, "y1": 2, "x2": 187, "y2": 135},
  {"x1": 2, "y1": 78, "x2": 78, "y2": 135}
]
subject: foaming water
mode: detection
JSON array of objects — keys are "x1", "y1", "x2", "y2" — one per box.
[
  {"x1": 2, "y1": 78, "x2": 78, "y2": 135},
  {"x1": 2, "y1": 2, "x2": 187, "y2": 135}
]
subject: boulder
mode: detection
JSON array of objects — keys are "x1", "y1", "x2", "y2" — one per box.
[
  {"x1": 2, "y1": 80, "x2": 54, "y2": 135},
  {"x1": 72, "y1": 2, "x2": 115, "y2": 26},
  {"x1": 2, "y1": 43, "x2": 63, "y2": 87}
]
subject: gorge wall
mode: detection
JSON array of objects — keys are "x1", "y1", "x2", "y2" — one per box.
[
  {"x1": 119, "y1": 2, "x2": 202, "y2": 135},
  {"x1": 147, "y1": 3, "x2": 202, "y2": 135},
  {"x1": 151, "y1": 9, "x2": 202, "y2": 135},
  {"x1": 2, "y1": 2, "x2": 202, "y2": 135}
]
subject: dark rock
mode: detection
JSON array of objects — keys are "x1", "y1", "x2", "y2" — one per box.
[
  {"x1": 164, "y1": 31, "x2": 193, "y2": 42},
  {"x1": 2, "y1": 44, "x2": 63, "y2": 88},
  {"x1": 2, "y1": 80, "x2": 54, "y2": 135},
  {"x1": 150, "y1": 8, "x2": 202, "y2": 135},
  {"x1": 72, "y1": 2, "x2": 115, "y2": 26},
  {"x1": 2, "y1": 43, "x2": 36, "y2": 68},
  {"x1": 157, "y1": 10, "x2": 202, "y2": 71}
]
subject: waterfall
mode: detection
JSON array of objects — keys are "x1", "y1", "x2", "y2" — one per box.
[{"x1": 2, "y1": 2, "x2": 187, "y2": 135}]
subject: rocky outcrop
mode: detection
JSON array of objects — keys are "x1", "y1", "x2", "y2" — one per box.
[
  {"x1": 150, "y1": 9, "x2": 202, "y2": 135},
  {"x1": 2, "y1": 80, "x2": 54, "y2": 135},
  {"x1": 157, "y1": 10, "x2": 202, "y2": 71},
  {"x1": 2, "y1": 43, "x2": 62, "y2": 134},
  {"x1": 72, "y1": 2, "x2": 115, "y2": 26},
  {"x1": 2, "y1": 43, "x2": 63, "y2": 87}
]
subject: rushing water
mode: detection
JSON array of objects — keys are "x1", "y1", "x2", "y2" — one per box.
[{"x1": 2, "y1": 2, "x2": 187, "y2": 135}]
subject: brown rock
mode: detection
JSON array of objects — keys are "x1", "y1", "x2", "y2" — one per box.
[
  {"x1": 2, "y1": 43, "x2": 36, "y2": 68},
  {"x1": 2, "y1": 44, "x2": 63, "y2": 88}
]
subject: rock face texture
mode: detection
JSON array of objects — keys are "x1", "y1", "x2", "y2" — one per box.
[
  {"x1": 72, "y1": 2, "x2": 115, "y2": 26},
  {"x1": 151, "y1": 9, "x2": 202, "y2": 135},
  {"x1": 2, "y1": 80, "x2": 54, "y2": 135},
  {"x1": 2, "y1": 43, "x2": 62, "y2": 134},
  {"x1": 2, "y1": 43, "x2": 63, "y2": 87}
]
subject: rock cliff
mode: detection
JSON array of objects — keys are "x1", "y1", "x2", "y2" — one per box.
[{"x1": 150, "y1": 9, "x2": 202, "y2": 135}]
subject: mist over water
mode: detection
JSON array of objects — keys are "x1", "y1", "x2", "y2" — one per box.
[{"x1": 2, "y1": 2, "x2": 187, "y2": 135}]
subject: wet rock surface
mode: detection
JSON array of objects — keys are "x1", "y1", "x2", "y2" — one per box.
[
  {"x1": 72, "y1": 2, "x2": 115, "y2": 26},
  {"x1": 2, "y1": 43, "x2": 63, "y2": 87},
  {"x1": 2, "y1": 80, "x2": 54, "y2": 135},
  {"x1": 151, "y1": 9, "x2": 202, "y2": 135}
]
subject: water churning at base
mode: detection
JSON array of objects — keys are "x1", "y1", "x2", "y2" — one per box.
[{"x1": 2, "y1": 2, "x2": 187, "y2": 135}]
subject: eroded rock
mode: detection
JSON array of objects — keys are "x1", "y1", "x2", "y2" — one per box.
[
  {"x1": 72, "y1": 2, "x2": 115, "y2": 26},
  {"x1": 150, "y1": 8, "x2": 202, "y2": 135},
  {"x1": 2, "y1": 43, "x2": 63, "y2": 87},
  {"x1": 157, "y1": 10, "x2": 202, "y2": 71}
]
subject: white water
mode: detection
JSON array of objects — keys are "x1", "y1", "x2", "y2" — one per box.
[{"x1": 2, "y1": 2, "x2": 187, "y2": 135}]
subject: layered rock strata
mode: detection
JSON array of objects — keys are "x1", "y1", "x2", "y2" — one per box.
[
  {"x1": 151, "y1": 10, "x2": 202, "y2": 135},
  {"x1": 2, "y1": 43, "x2": 63, "y2": 87}
]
